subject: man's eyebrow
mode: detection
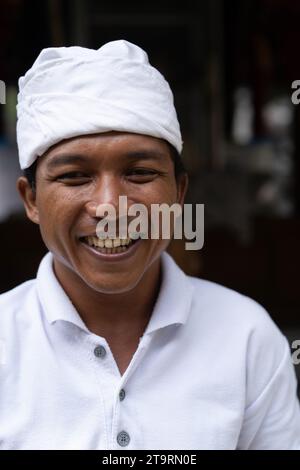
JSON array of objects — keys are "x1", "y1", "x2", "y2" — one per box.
[
  {"x1": 123, "y1": 150, "x2": 168, "y2": 162},
  {"x1": 46, "y1": 149, "x2": 168, "y2": 169},
  {"x1": 46, "y1": 154, "x2": 87, "y2": 169}
]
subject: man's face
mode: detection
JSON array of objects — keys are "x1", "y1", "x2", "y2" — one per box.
[{"x1": 18, "y1": 132, "x2": 188, "y2": 294}]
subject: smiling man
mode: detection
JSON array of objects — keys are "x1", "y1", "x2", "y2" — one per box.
[
  {"x1": 19, "y1": 131, "x2": 186, "y2": 376},
  {"x1": 0, "y1": 40, "x2": 300, "y2": 450}
]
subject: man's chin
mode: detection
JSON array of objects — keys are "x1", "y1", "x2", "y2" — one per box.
[{"x1": 83, "y1": 275, "x2": 140, "y2": 295}]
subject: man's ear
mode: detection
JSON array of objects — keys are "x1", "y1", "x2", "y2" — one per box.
[
  {"x1": 176, "y1": 173, "x2": 189, "y2": 208},
  {"x1": 17, "y1": 176, "x2": 40, "y2": 225}
]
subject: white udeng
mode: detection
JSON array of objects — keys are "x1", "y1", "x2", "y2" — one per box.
[{"x1": 16, "y1": 40, "x2": 183, "y2": 170}]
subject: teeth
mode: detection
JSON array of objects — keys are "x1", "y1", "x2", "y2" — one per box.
[
  {"x1": 85, "y1": 236, "x2": 135, "y2": 249},
  {"x1": 104, "y1": 239, "x2": 113, "y2": 248}
]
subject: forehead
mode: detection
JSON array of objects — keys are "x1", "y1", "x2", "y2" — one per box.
[{"x1": 39, "y1": 132, "x2": 172, "y2": 168}]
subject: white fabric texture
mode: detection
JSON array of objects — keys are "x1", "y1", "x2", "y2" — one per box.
[
  {"x1": 0, "y1": 251, "x2": 300, "y2": 450},
  {"x1": 16, "y1": 40, "x2": 182, "y2": 170}
]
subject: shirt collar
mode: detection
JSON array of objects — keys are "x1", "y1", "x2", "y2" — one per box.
[
  {"x1": 36, "y1": 251, "x2": 195, "y2": 334},
  {"x1": 143, "y1": 251, "x2": 195, "y2": 335},
  {"x1": 36, "y1": 252, "x2": 89, "y2": 332}
]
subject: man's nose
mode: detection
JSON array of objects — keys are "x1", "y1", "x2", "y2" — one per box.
[{"x1": 85, "y1": 175, "x2": 125, "y2": 218}]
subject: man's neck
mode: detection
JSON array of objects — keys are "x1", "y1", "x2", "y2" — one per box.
[{"x1": 52, "y1": 257, "x2": 162, "y2": 342}]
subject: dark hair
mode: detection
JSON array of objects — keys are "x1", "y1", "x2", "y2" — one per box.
[
  {"x1": 167, "y1": 143, "x2": 187, "y2": 181},
  {"x1": 23, "y1": 143, "x2": 186, "y2": 192},
  {"x1": 23, "y1": 159, "x2": 38, "y2": 193}
]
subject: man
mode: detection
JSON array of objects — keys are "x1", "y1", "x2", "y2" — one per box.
[{"x1": 0, "y1": 40, "x2": 299, "y2": 450}]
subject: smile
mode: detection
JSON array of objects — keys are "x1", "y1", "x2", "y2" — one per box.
[{"x1": 80, "y1": 235, "x2": 141, "y2": 256}]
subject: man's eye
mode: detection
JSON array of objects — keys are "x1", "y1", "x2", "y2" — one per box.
[
  {"x1": 126, "y1": 169, "x2": 158, "y2": 181},
  {"x1": 56, "y1": 172, "x2": 90, "y2": 184}
]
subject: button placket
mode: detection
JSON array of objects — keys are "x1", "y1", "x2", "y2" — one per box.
[
  {"x1": 117, "y1": 430, "x2": 130, "y2": 447},
  {"x1": 111, "y1": 336, "x2": 152, "y2": 449},
  {"x1": 94, "y1": 345, "x2": 106, "y2": 359},
  {"x1": 119, "y1": 389, "x2": 126, "y2": 401},
  {"x1": 118, "y1": 335, "x2": 152, "y2": 384}
]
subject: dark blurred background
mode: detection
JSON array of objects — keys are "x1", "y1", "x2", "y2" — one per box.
[{"x1": 1, "y1": 0, "x2": 300, "y2": 348}]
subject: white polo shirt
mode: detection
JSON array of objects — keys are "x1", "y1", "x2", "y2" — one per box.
[{"x1": 0, "y1": 251, "x2": 299, "y2": 450}]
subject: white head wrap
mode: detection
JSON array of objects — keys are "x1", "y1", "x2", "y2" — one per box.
[{"x1": 16, "y1": 40, "x2": 182, "y2": 170}]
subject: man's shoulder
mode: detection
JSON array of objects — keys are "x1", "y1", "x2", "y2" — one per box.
[
  {"x1": 187, "y1": 274, "x2": 266, "y2": 315},
  {"x1": 186, "y1": 274, "x2": 284, "y2": 343},
  {"x1": 185, "y1": 274, "x2": 289, "y2": 395},
  {"x1": 0, "y1": 279, "x2": 37, "y2": 322}
]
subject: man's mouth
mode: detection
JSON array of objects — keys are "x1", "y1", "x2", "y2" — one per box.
[{"x1": 80, "y1": 235, "x2": 140, "y2": 255}]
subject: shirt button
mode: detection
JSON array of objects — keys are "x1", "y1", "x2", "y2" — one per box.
[
  {"x1": 94, "y1": 345, "x2": 106, "y2": 358},
  {"x1": 117, "y1": 431, "x2": 130, "y2": 447},
  {"x1": 119, "y1": 389, "x2": 126, "y2": 401}
]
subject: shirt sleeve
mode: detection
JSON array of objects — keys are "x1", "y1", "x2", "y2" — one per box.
[{"x1": 237, "y1": 336, "x2": 300, "y2": 449}]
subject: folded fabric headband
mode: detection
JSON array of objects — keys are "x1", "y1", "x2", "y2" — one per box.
[{"x1": 16, "y1": 39, "x2": 183, "y2": 170}]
